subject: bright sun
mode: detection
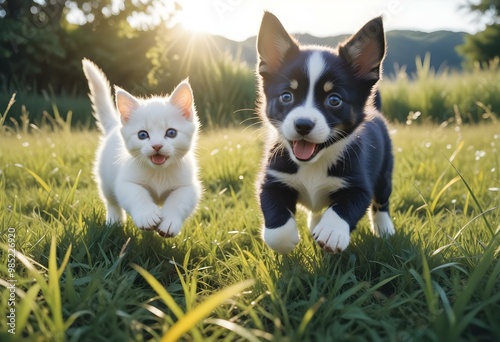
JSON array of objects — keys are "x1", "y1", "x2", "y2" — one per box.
[
  {"x1": 176, "y1": 1, "x2": 215, "y2": 34},
  {"x1": 175, "y1": 0, "x2": 253, "y2": 41}
]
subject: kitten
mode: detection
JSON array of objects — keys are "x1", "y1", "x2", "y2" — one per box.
[{"x1": 82, "y1": 59, "x2": 201, "y2": 237}]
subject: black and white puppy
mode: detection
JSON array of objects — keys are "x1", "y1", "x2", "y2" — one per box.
[{"x1": 256, "y1": 12, "x2": 395, "y2": 254}]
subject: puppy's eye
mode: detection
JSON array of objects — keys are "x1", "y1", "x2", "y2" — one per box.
[
  {"x1": 327, "y1": 93, "x2": 342, "y2": 108},
  {"x1": 138, "y1": 130, "x2": 149, "y2": 140},
  {"x1": 280, "y1": 91, "x2": 293, "y2": 103},
  {"x1": 165, "y1": 128, "x2": 177, "y2": 138}
]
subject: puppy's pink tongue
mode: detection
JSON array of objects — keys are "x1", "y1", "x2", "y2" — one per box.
[
  {"x1": 151, "y1": 154, "x2": 167, "y2": 165},
  {"x1": 292, "y1": 140, "x2": 316, "y2": 160}
]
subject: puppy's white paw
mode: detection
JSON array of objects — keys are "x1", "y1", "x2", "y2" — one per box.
[
  {"x1": 262, "y1": 218, "x2": 300, "y2": 254},
  {"x1": 312, "y1": 209, "x2": 350, "y2": 253},
  {"x1": 131, "y1": 206, "x2": 161, "y2": 230},
  {"x1": 157, "y1": 217, "x2": 183, "y2": 238},
  {"x1": 370, "y1": 211, "x2": 395, "y2": 237}
]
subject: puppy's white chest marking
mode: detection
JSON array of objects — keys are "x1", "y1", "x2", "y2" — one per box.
[
  {"x1": 297, "y1": 166, "x2": 346, "y2": 211},
  {"x1": 268, "y1": 161, "x2": 347, "y2": 213},
  {"x1": 268, "y1": 135, "x2": 356, "y2": 212}
]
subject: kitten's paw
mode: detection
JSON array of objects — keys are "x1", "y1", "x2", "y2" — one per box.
[
  {"x1": 156, "y1": 217, "x2": 183, "y2": 238},
  {"x1": 104, "y1": 203, "x2": 126, "y2": 225},
  {"x1": 105, "y1": 212, "x2": 126, "y2": 226},
  {"x1": 370, "y1": 211, "x2": 395, "y2": 237},
  {"x1": 312, "y1": 209, "x2": 350, "y2": 253},
  {"x1": 131, "y1": 207, "x2": 161, "y2": 230},
  {"x1": 262, "y1": 218, "x2": 300, "y2": 254}
]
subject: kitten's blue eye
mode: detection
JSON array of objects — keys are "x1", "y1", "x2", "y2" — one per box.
[
  {"x1": 165, "y1": 128, "x2": 177, "y2": 138},
  {"x1": 138, "y1": 130, "x2": 149, "y2": 140},
  {"x1": 280, "y1": 91, "x2": 293, "y2": 104},
  {"x1": 327, "y1": 94, "x2": 342, "y2": 108}
]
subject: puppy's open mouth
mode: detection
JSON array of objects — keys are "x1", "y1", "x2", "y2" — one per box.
[
  {"x1": 150, "y1": 154, "x2": 168, "y2": 165},
  {"x1": 291, "y1": 140, "x2": 319, "y2": 161}
]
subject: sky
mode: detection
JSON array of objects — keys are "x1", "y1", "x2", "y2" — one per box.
[{"x1": 176, "y1": 0, "x2": 487, "y2": 41}]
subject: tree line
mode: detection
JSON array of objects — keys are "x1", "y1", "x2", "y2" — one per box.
[{"x1": 0, "y1": 0, "x2": 184, "y2": 95}]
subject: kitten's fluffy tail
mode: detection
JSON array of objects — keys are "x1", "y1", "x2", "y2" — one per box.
[{"x1": 82, "y1": 58, "x2": 120, "y2": 134}]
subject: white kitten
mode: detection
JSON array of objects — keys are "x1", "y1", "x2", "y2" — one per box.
[{"x1": 82, "y1": 58, "x2": 201, "y2": 237}]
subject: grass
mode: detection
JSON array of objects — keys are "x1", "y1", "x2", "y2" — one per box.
[
  {"x1": 0, "y1": 106, "x2": 499, "y2": 341},
  {"x1": 380, "y1": 55, "x2": 500, "y2": 124}
]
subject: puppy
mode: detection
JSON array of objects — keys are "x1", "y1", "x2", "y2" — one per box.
[{"x1": 256, "y1": 12, "x2": 395, "y2": 254}]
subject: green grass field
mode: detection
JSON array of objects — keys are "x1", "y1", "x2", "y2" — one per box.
[{"x1": 1, "y1": 115, "x2": 499, "y2": 340}]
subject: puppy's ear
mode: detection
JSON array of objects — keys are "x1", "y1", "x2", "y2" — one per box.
[
  {"x1": 339, "y1": 17, "x2": 386, "y2": 81},
  {"x1": 257, "y1": 11, "x2": 300, "y2": 75}
]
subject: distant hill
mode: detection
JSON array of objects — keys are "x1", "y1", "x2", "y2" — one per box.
[
  {"x1": 383, "y1": 30, "x2": 467, "y2": 76},
  {"x1": 203, "y1": 30, "x2": 468, "y2": 78}
]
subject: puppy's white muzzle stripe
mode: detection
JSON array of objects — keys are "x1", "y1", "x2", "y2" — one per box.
[{"x1": 282, "y1": 52, "x2": 331, "y2": 157}]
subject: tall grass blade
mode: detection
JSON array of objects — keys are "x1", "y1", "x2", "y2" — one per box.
[
  {"x1": 14, "y1": 164, "x2": 52, "y2": 193},
  {"x1": 11, "y1": 236, "x2": 72, "y2": 340},
  {"x1": 48, "y1": 235, "x2": 71, "y2": 339},
  {"x1": 448, "y1": 161, "x2": 493, "y2": 234},
  {"x1": 415, "y1": 248, "x2": 438, "y2": 317},
  {"x1": 205, "y1": 318, "x2": 262, "y2": 342},
  {"x1": 430, "y1": 175, "x2": 461, "y2": 212},
  {"x1": 131, "y1": 264, "x2": 185, "y2": 320},
  {"x1": 1, "y1": 93, "x2": 16, "y2": 128},
  {"x1": 435, "y1": 231, "x2": 499, "y2": 339},
  {"x1": 429, "y1": 141, "x2": 464, "y2": 202},
  {"x1": 297, "y1": 297, "x2": 325, "y2": 337},
  {"x1": 160, "y1": 279, "x2": 254, "y2": 342},
  {"x1": 65, "y1": 169, "x2": 82, "y2": 205},
  {"x1": 15, "y1": 284, "x2": 41, "y2": 334}
]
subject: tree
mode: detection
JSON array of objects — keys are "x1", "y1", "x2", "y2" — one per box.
[
  {"x1": 458, "y1": 0, "x2": 500, "y2": 66},
  {"x1": 466, "y1": 0, "x2": 500, "y2": 21},
  {"x1": 0, "y1": 0, "x2": 177, "y2": 91},
  {"x1": 458, "y1": 23, "x2": 500, "y2": 66},
  {"x1": 0, "y1": 0, "x2": 67, "y2": 85}
]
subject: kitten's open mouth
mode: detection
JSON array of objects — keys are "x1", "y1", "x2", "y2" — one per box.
[
  {"x1": 291, "y1": 140, "x2": 319, "y2": 161},
  {"x1": 150, "y1": 154, "x2": 168, "y2": 165}
]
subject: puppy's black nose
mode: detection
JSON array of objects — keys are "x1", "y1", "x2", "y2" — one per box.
[{"x1": 295, "y1": 118, "x2": 315, "y2": 136}]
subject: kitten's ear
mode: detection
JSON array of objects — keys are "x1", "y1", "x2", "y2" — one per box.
[
  {"x1": 169, "y1": 80, "x2": 195, "y2": 120},
  {"x1": 338, "y1": 17, "x2": 386, "y2": 81},
  {"x1": 115, "y1": 86, "x2": 139, "y2": 123},
  {"x1": 257, "y1": 11, "x2": 300, "y2": 75}
]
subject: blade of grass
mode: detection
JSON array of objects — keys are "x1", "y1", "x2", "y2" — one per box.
[
  {"x1": 420, "y1": 248, "x2": 438, "y2": 317},
  {"x1": 14, "y1": 164, "x2": 52, "y2": 193},
  {"x1": 297, "y1": 297, "x2": 325, "y2": 337},
  {"x1": 130, "y1": 264, "x2": 184, "y2": 320},
  {"x1": 429, "y1": 141, "x2": 464, "y2": 200},
  {"x1": 15, "y1": 283, "x2": 41, "y2": 334},
  {"x1": 434, "y1": 231, "x2": 499, "y2": 339},
  {"x1": 448, "y1": 161, "x2": 493, "y2": 234},
  {"x1": 161, "y1": 279, "x2": 254, "y2": 342},
  {"x1": 352, "y1": 275, "x2": 401, "y2": 306},
  {"x1": 205, "y1": 318, "x2": 262, "y2": 342},
  {"x1": 48, "y1": 235, "x2": 72, "y2": 338},
  {"x1": 430, "y1": 175, "x2": 461, "y2": 212},
  {"x1": 409, "y1": 248, "x2": 439, "y2": 318},
  {"x1": 1, "y1": 93, "x2": 16, "y2": 128}
]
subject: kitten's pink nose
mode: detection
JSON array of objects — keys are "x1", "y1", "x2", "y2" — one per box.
[{"x1": 152, "y1": 144, "x2": 163, "y2": 152}]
